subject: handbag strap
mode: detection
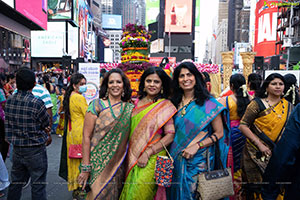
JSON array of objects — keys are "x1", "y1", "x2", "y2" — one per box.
[
  {"x1": 159, "y1": 140, "x2": 174, "y2": 163},
  {"x1": 206, "y1": 137, "x2": 224, "y2": 172},
  {"x1": 68, "y1": 119, "x2": 76, "y2": 145}
]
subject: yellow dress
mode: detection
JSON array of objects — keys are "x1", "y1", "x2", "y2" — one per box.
[{"x1": 66, "y1": 93, "x2": 88, "y2": 191}]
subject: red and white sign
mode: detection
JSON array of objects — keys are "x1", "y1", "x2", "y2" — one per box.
[
  {"x1": 254, "y1": 0, "x2": 279, "y2": 57},
  {"x1": 149, "y1": 57, "x2": 176, "y2": 66},
  {"x1": 103, "y1": 39, "x2": 111, "y2": 47}
]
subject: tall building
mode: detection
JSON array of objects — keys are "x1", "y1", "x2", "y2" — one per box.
[
  {"x1": 89, "y1": 0, "x2": 102, "y2": 28},
  {"x1": 106, "y1": 30, "x2": 122, "y2": 62},
  {"x1": 227, "y1": 0, "x2": 243, "y2": 50},
  {"x1": 219, "y1": 0, "x2": 229, "y2": 23},
  {"x1": 215, "y1": 0, "x2": 229, "y2": 64},
  {"x1": 101, "y1": 0, "x2": 113, "y2": 14},
  {"x1": 122, "y1": 0, "x2": 146, "y2": 26},
  {"x1": 215, "y1": 19, "x2": 228, "y2": 64},
  {"x1": 236, "y1": 7, "x2": 250, "y2": 43}
]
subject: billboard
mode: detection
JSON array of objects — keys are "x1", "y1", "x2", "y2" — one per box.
[
  {"x1": 102, "y1": 14, "x2": 122, "y2": 29},
  {"x1": 145, "y1": 0, "x2": 160, "y2": 26},
  {"x1": 2, "y1": 0, "x2": 14, "y2": 8},
  {"x1": 31, "y1": 22, "x2": 66, "y2": 57},
  {"x1": 254, "y1": 0, "x2": 278, "y2": 57},
  {"x1": 15, "y1": 0, "x2": 47, "y2": 30},
  {"x1": 77, "y1": 0, "x2": 92, "y2": 59},
  {"x1": 165, "y1": 0, "x2": 192, "y2": 33},
  {"x1": 48, "y1": 0, "x2": 72, "y2": 20},
  {"x1": 78, "y1": 63, "x2": 100, "y2": 103},
  {"x1": 68, "y1": 23, "x2": 79, "y2": 59},
  {"x1": 195, "y1": 0, "x2": 200, "y2": 27}
]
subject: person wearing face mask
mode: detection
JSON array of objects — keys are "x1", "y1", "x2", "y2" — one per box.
[
  {"x1": 77, "y1": 69, "x2": 134, "y2": 200},
  {"x1": 59, "y1": 73, "x2": 88, "y2": 199},
  {"x1": 120, "y1": 67, "x2": 177, "y2": 200}
]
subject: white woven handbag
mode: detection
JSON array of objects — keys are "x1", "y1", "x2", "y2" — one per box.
[{"x1": 197, "y1": 143, "x2": 234, "y2": 200}]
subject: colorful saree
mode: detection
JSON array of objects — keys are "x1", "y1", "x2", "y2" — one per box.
[
  {"x1": 167, "y1": 97, "x2": 230, "y2": 200},
  {"x1": 86, "y1": 99, "x2": 134, "y2": 200},
  {"x1": 120, "y1": 99, "x2": 177, "y2": 200},
  {"x1": 240, "y1": 98, "x2": 293, "y2": 199}
]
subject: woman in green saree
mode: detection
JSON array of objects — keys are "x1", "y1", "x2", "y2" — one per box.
[
  {"x1": 77, "y1": 69, "x2": 134, "y2": 200},
  {"x1": 120, "y1": 67, "x2": 177, "y2": 200}
]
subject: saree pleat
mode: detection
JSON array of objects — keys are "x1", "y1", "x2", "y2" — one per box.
[
  {"x1": 120, "y1": 99, "x2": 177, "y2": 200},
  {"x1": 86, "y1": 100, "x2": 134, "y2": 200}
]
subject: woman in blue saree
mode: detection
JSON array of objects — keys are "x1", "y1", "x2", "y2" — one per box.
[{"x1": 167, "y1": 62, "x2": 230, "y2": 200}]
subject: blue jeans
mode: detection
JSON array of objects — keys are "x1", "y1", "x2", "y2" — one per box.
[{"x1": 7, "y1": 145, "x2": 48, "y2": 200}]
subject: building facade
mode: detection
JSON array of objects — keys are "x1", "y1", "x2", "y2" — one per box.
[{"x1": 106, "y1": 30, "x2": 122, "y2": 62}]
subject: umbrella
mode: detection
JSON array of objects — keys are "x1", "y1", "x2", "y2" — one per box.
[{"x1": 54, "y1": 68, "x2": 63, "y2": 73}]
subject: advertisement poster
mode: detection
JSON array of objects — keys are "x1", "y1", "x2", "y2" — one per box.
[
  {"x1": 78, "y1": 63, "x2": 100, "y2": 103},
  {"x1": 254, "y1": 0, "x2": 278, "y2": 57},
  {"x1": 15, "y1": 0, "x2": 47, "y2": 30},
  {"x1": 31, "y1": 22, "x2": 66, "y2": 57},
  {"x1": 145, "y1": 0, "x2": 160, "y2": 27},
  {"x1": 78, "y1": 0, "x2": 92, "y2": 59},
  {"x1": 68, "y1": 23, "x2": 79, "y2": 59},
  {"x1": 102, "y1": 14, "x2": 122, "y2": 29},
  {"x1": 165, "y1": 0, "x2": 192, "y2": 33},
  {"x1": 48, "y1": 0, "x2": 72, "y2": 19}
]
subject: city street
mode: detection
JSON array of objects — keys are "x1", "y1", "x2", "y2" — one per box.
[{"x1": 1, "y1": 135, "x2": 73, "y2": 200}]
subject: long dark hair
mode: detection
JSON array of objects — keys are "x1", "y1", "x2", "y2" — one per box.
[
  {"x1": 257, "y1": 73, "x2": 285, "y2": 98},
  {"x1": 138, "y1": 67, "x2": 172, "y2": 101},
  {"x1": 99, "y1": 68, "x2": 132, "y2": 102},
  {"x1": 284, "y1": 74, "x2": 299, "y2": 106},
  {"x1": 42, "y1": 75, "x2": 51, "y2": 93},
  {"x1": 248, "y1": 73, "x2": 262, "y2": 92},
  {"x1": 0, "y1": 74, "x2": 5, "y2": 89},
  {"x1": 63, "y1": 73, "x2": 86, "y2": 121},
  {"x1": 171, "y1": 62, "x2": 210, "y2": 108},
  {"x1": 230, "y1": 74, "x2": 250, "y2": 118}
]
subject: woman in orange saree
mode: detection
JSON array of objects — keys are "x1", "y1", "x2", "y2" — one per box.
[{"x1": 120, "y1": 67, "x2": 177, "y2": 200}]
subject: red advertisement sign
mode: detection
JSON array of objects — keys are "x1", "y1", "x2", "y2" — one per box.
[{"x1": 254, "y1": 0, "x2": 279, "y2": 57}]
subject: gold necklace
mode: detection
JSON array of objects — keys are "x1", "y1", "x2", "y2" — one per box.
[
  {"x1": 144, "y1": 96, "x2": 155, "y2": 103},
  {"x1": 265, "y1": 99, "x2": 284, "y2": 118},
  {"x1": 180, "y1": 97, "x2": 195, "y2": 117}
]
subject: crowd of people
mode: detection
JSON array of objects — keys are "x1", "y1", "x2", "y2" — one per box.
[{"x1": 1, "y1": 62, "x2": 300, "y2": 200}]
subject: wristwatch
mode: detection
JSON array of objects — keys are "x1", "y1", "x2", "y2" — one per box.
[{"x1": 197, "y1": 141, "x2": 204, "y2": 149}]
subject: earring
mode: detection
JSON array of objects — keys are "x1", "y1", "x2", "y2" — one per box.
[
  {"x1": 105, "y1": 91, "x2": 109, "y2": 98},
  {"x1": 122, "y1": 91, "x2": 125, "y2": 97},
  {"x1": 143, "y1": 88, "x2": 146, "y2": 92},
  {"x1": 161, "y1": 88, "x2": 164, "y2": 94},
  {"x1": 265, "y1": 91, "x2": 268, "y2": 96}
]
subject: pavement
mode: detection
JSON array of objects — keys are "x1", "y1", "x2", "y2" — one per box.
[{"x1": 1, "y1": 135, "x2": 73, "y2": 200}]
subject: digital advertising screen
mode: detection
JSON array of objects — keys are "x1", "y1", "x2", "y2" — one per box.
[
  {"x1": 15, "y1": 0, "x2": 47, "y2": 30},
  {"x1": 102, "y1": 14, "x2": 122, "y2": 29},
  {"x1": 165, "y1": 0, "x2": 192, "y2": 33}
]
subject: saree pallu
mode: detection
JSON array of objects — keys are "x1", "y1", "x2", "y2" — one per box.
[
  {"x1": 86, "y1": 101, "x2": 134, "y2": 200},
  {"x1": 241, "y1": 98, "x2": 293, "y2": 199},
  {"x1": 120, "y1": 99, "x2": 177, "y2": 200},
  {"x1": 167, "y1": 98, "x2": 230, "y2": 200}
]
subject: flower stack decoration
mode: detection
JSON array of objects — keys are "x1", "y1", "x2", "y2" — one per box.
[{"x1": 118, "y1": 23, "x2": 153, "y2": 97}]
